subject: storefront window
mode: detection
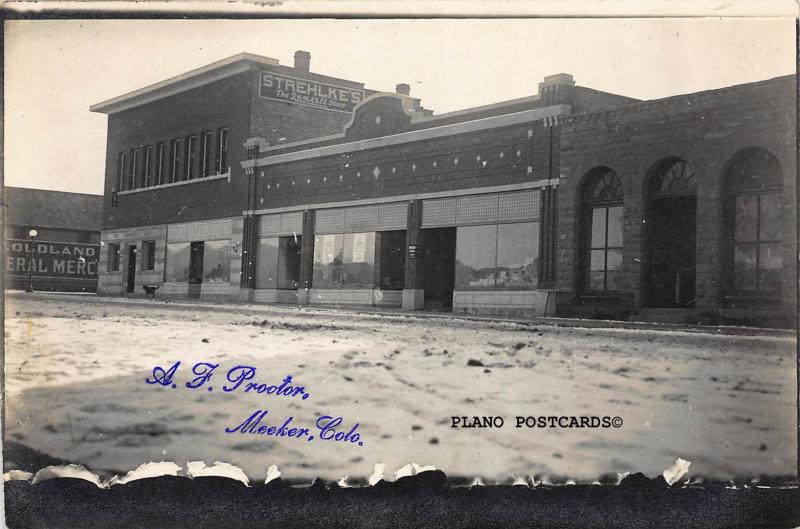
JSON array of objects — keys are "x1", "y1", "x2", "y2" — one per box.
[
  {"x1": 455, "y1": 223, "x2": 540, "y2": 290},
  {"x1": 256, "y1": 238, "x2": 279, "y2": 289},
  {"x1": 313, "y1": 232, "x2": 377, "y2": 288},
  {"x1": 378, "y1": 231, "x2": 405, "y2": 290},
  {"x1": 165, "y1": 242, "x2": 190, "y2": 282},
  {"x1": 313, "y1": 233, "x2": 344, "y2": 287},
  {"x1": 496, "y1": 222, "x2": 539, "y2": 289},
  {"x1": 455, "y1": 225, "x2": 499, "y2": 289},
  {"x1": 342, "y1": 232, "x2": 375, "y2": 288},
  {"x1": 259, "y1": 236, "x2": 302, "y2": 289},
  {"x1": 202, "y1": 240, "x2": 231, "y2": 283}
]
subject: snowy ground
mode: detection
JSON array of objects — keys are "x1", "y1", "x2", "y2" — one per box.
[{"x1": 3, "y1": 292, "x2": 796, "y2": 482}]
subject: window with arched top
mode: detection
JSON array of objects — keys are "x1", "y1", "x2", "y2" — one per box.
[
  {"x1": 723, "y1": 147, "x2": 783, "y2": 297},
  {"x1": 648, "y1": 158, "x2": 696, "y2": 198},
  {"x1": 579, "y1": 167, "x2": 624, "y2": 293}
]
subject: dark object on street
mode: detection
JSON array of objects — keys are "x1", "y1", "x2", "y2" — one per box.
[
  {"x1": 142, "y1": 285, "x2": 159, "y2": 299},
  {"x1": 467, "y1": 359, "x2": 484, "y2": 367}
]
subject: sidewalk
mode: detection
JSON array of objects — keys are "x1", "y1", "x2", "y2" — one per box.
[{"x1": 6, "y1": 290, "x2": 795, "y2": 338}]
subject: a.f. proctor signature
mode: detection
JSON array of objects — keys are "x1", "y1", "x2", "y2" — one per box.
[
  {"x1": 145, "y1": 361, "x2": 311, "y2": 399},
  {"x1": 145, "y1": 361, "x2": 364, "y2": 447}
]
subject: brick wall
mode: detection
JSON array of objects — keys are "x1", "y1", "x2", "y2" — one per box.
[
  {"x1": 103, "y1": 72, "x2": 253, "y2": 230},
  {"x1": 556, "y1": 75, "x2": 796, "y2": 320},
  {"x1": 254, "y1": 123, "x2": 547, "y2": 211}
]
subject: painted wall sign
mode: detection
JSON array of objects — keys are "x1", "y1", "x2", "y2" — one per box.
[
  {"x1": 259, "y1": 71, "x2": 364, "y2": 113},
  {"x1": 5, "y1": 240, "x2": 100, "y2": 279}
]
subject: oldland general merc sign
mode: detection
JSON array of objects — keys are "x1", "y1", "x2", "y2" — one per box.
[
  {"x1": 5, "y1": 240, "x2": 99, "y2": 278},
  {"x1": 259, "y1": 71, "x2": 365, "y2": 113}
]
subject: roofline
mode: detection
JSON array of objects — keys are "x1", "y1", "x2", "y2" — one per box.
[
  {"x1": 5, "y1": 186, "x2": 103, "y2": 198},
  {"x1": 564, "y1": 73, "x2": 795, "y2": 125},
  {"x1": 90, "y1": 53, "x2": 280, "y2": 115},
  {"x1": 245, "y1": 104, "x2": 571, "y2": 168}
]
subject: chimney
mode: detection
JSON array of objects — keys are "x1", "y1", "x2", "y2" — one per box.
[
  {"x1": 294, "y1": 50, "x2": 311, "y2": 73},
  {"x1": 538, "y1": 73, "x2": 575, "y2": 106},
  {"x1": 395, "y1": 83, "x2": 410, "y2": 96}
]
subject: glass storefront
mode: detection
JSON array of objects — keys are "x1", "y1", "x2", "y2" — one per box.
[
  {"x1": 165, "y1": 242, "x2": 190, "y2": 282},
  {"x1": 256, "y1": 235, "x2": 302, "y2": 289},
  {"x1": 201, "y1": 240, "x2": 231, "y2": 283},
  {"x1": 313, "y1": 232, "x2": 375, "y2": 288},
  {"x1": 455, "y1": 222, "x2": 540, "y2": 290}
]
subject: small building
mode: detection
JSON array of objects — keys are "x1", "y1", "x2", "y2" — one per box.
[
  {"x1": 4, "y1": 187, "x2": 103, "y2": 292},
  {"x1": 91, "y1": 51, "x2": 796, "y2": 327}
]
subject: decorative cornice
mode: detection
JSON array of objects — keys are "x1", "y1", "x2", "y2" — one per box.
[{"x1": 243, "y1": 105, "x2": 571, "y2": 168}]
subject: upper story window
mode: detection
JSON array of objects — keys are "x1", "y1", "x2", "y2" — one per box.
[
  {"x1": 143, "y1": 146, "x2": 153, "y2": 187},
  {"x1": 128, "y1": 148, "x2": 139, "y2": 190},
  {"x1": 579, "y1": 167, "x2": 623, "y2": 293},
  {"x1": 117, "y1": 152, "x2": 127, "y2": 191},
  {"x1": 170, "y1": 138, "x2": 182, "y2": 183},
  {"x1": 215, "y1": 127, "x2": 228, "y2": 174},
  {"x1": 185, "y1": 135, "x2": 197, "y2": 180},
  {"x1": 201, "y1": 131, "x2": 213, "y2": 177},
  {"x1": 156, "y1": 143, "x2": 167, "y2": 185}
]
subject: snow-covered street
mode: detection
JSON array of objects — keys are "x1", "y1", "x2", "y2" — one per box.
[{"x1": 4, "y1": 292, "x2": 796, "y2": 482}]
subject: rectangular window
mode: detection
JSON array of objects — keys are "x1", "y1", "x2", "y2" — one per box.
[
  {"x1": 256, "y1": 238, "x2": 279, "y2": 289},
  {"x1": 496, "y1": 222, "x2": 539, "y2": 289},
  {"x1": 185, "y1": 135, "x2": 197, "y2": 180},
  {"x1": 117, "y1": 152, "x2": 127, "y2": 191},
  {"x1": 256, "y1": 235, "x2": 302, "y2": 290},
  {"x1": 733, "y1": 192, "x2": 783, "y2": 293},
  {"x1": 215, "y1": 127, "x2": 228, "y2": 174},
  {"x1": 201, "y1": 131, "x2": 213, "y2": 177},
  {"x1": 143, "y1": 146, "x2": 153, "y2": 187},
  {"x1": 142, "y1": 240, "x2": 156, "y2": 271},
  {"x1": 342, "y1": 232, "x2": 375, "y2": 288},
  {"x1": 455, "y1": 225, "x2": 498, "y2": 289},
  {"x1": 313, "y1": 233, "x2": 344, "y2": 287},
  {"x1": 170, "y1": 139, "x2": 182, "y2": 183},
  {"x1": 165, "y1": 242, "x2": 191, "y2": 282},
  {"x1": 378, "y1": 231, "x2": 405, "y2": 290},
  {"x1": 455, "y1": 222, "x2": 541, "y2": 290},
  {"x1": 156, "y1": 143, "x2": 167, "y2": 185},
  {"x1": 128, "y1": 149, "x2": 138, "y2": 190},
  {"x1": 108, "y1": 243, "x2": 121, "y2": 271},
  {"x1": 588, "y1": 205, "x2": 623, "y2": 292},
  {"x1": 202, "y1": 240, "x2": 231, "y2": 283}
]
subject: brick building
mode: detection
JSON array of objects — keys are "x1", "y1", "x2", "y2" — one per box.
[
  {"x1": 4, "y1": 187, "x2": 102, "y2": 292},
  {"x1": 92, "y1": 51, "x2": 796, "y2": 326}
]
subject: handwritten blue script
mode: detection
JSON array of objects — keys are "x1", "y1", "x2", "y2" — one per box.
[
  {"x1": 145, "y1": 361, "x2": 311, "y2": 399},
  {"x1": 225, "y1": 410, "x2": 364, "y2": 447}
]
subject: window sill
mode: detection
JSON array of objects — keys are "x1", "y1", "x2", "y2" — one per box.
[{"x1": 118, "y1": 171, "x2": 231, "y2": 195}]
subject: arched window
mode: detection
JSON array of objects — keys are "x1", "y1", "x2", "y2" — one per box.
[
  {"x1": 723, "y1": 148, "x2": 783, "y2": 297},
  {"x1": 579, "y1": 167, "x2": 623, "y2": 292}
]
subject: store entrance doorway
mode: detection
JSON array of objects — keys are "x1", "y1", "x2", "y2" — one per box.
[{"x1": 422, "y1": 227, "x2": 456, "y2": 310}]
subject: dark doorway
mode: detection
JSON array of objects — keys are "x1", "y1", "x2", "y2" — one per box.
[
  {"x1": 645, "y1": 196, "x2": 697, "y2": 307},
  {"x1": 188, "y1": 242, "x2": 204, "y2": 299},
  {"x1": 422, "y1": 227, "x2": 456, "y2": 310},
  {"x1": 126, "y1": 244, "x2": 137, "y2": 293}
]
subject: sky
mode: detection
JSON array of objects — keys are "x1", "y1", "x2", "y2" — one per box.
[{"x1": 4, "y1": 17, "x2": 796, "y2": 195}]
